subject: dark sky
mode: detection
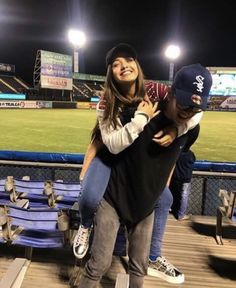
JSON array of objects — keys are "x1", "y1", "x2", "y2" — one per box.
[{"x1": 1, "y1": 0, "x2": 236, "y2": 85}]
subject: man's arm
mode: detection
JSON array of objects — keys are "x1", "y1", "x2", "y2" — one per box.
[{"x1": 177, "y1": 112, "x2": 203, "y2": 136}]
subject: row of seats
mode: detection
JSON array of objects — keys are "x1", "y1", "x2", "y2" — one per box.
[
  {"x1": 0, "y1": 176, "x2": 125, "y2": 254},
  {"x1": 0, "y1": 176, "x2": 81, "y2": 255},
  {"x1": 0, "y1": 176, "x2": 129, "y2": 287},
  {"x1": 216, "y1": 189, "x2": 236, "y2": 244}
]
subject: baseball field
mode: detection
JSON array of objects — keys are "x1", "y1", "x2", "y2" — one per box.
[{"x1": 0, "y1": 109, "x2": 235, "y2": 162}]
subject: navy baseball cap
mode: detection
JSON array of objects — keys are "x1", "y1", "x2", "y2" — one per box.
[
  {"x1": 106, "y1": 43, "x2": 137, "y2": 67},
  {"x1": 172, "y1": 64, "x2": 212, "y2": 111}
]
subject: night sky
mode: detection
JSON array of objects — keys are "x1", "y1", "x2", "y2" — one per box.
[{"x1": 1, "y1": 0, "x2": 236, "y2": 85}]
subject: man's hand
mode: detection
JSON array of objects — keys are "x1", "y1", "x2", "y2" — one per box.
[
  {"x1": 152, "y1": 126, "x2": 178, "y2": 147},
  {"x1": 137, "y1": 95, "x2": 159, "y2": 119}
]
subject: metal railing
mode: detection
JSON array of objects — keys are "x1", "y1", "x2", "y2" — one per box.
[{"x1": 0, "y1": 160, "x2": 236, "y2": 216}]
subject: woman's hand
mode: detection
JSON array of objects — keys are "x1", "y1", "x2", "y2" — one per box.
[
  {"x1": 137, "y1": 95, "x2": 159, "y2": 119},
  {"x1": 152, "y1": 126, "x2": 178, "y2": 147}
]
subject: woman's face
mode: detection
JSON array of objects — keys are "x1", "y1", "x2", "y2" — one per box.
[{"x1": 111, "y1": 57, "x2": 139, "y2": 85}]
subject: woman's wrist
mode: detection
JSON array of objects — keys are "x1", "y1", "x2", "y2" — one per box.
[{"x1": 135, "y1": 111, "x2": 149, "y2": 122}]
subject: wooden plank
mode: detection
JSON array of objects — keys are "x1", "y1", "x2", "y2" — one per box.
[
  {"x1": 0, "y1": 258, "x2": 30, "y2": 288},
  {"x1": 0, "y1": 216, "x2": 236, "y2": 288},
  {"x1": 115, "y1": 273, "x2": 129, "y2": 288}
]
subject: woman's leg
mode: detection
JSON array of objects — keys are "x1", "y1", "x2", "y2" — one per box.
[
  {"x1": 78, "y1": 157, "x2": 111, "y2": 227},
  {"x1": 73, "y1": 157, "x2": 111, "y2": 259},
  {"x1": 127, "y1": 212, "x2": 154, "y2": 288},
  {"x1": 78, "y1": 199, "x2": 120, "y2": 288},
  {"x1": 149, "y1": 186, "x2": 173, "y2": 259}
]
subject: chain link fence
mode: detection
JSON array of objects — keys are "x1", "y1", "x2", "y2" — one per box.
[
  {"x1": 0, "y1": 161, "x2": 81, "y2": 182},
  {"x1": 188, "y1": 172, "x2": 236, "y2": 216},
  {"x1": 0, "y1": 161, "x2": 236, "y2": 217}
]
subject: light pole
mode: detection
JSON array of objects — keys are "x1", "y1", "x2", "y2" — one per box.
[
  {"x1": 165, "y1": 45, "x2": 181, "y2": 82},
  {"x1": 68, "y1": 29, "x2": 86, "y2": 73}
]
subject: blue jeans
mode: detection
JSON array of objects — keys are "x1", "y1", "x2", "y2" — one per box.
[
  {"x1": 149, "y1": 187, "x2": 173, "y2": 259},
  {"x1": 78, "y1": 157, "x2": 111, "y2": 227},
  {"x1": 171, "y1": 180, "x2": 191, "y2": 219}
]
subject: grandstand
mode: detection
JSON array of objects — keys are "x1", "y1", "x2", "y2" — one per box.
[
  {"x1": 0, "y1": 71, "x2": 104, "y2": 103},
  {"x1": 1, "y1": 54, "x2": 236, "y2": 111},
  {"x1": 0, "y1": 74, "x2": 31, "y2": 96},
  {"x1": 73, "y1": 79, "x2": 104, "y2": 101}
]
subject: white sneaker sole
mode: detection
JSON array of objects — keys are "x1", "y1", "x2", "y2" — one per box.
[
  {"x1": 147, "y1": 267, "x2": 185, "y2": 284},
  {"x1": 73, "y1": 244, "x2": 89, "y2": 259}
]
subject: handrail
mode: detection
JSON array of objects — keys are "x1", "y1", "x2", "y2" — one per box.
[{"x1": 0, "y1": 160, "x2": 82, "y2": 168}]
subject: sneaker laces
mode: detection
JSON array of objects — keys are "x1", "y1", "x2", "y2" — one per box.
[
  {"x1": 158, "y1": 257, "x2": 178, "y2": 274},
  {"x1": 74, "y1": 226, "x2": 90, "y2": 248}
]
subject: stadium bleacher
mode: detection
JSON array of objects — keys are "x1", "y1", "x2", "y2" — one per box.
[
  {"x1": 0, "y1": 75, "x2": 31, "y2": 95},
  {"x1": 0, "y1": 63, "x2": 234, "y2": 111},
  {"x1": 72, "y1": 80, "x2": 104, "y2": 102},
  {"x1": 0, "y1": 73, "x2": 103, "y2": 102}
]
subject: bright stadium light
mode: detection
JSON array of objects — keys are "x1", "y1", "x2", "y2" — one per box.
[
  {"x1": 68, "y1": 29, "x2": 86, "y2": 73},
  {"x1": 68, "y1": 29, "x2": 86, "y2": 49},
  {"x1": 165, "y1": 44, "x2": 181, "y2": 82}
]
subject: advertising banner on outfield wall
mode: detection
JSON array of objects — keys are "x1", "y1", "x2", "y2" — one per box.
[
  {"x1": 40, "y1": 50, "x2": 73, "y2": 90},
  {"x1": 76, "y1": 102, "x2": 91, "y2": 109},
  {"x1": 220, "y1": 96, "x2": 236, "y2": 109},
  {"x1": 0, "y1": 101, "x2": 52, "y2": 108}
]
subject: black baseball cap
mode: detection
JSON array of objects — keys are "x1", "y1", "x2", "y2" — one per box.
[
  {"x1": 172, "y1": 64, "x2": 212, "y2": 111},
  {"x1": 106, "y1": 43, "x2": 137, "y2": 67}
]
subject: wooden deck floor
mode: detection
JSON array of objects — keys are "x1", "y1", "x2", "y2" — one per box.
[{"x1": 1, "y1": 215, "x2": 236, "y2": 288}]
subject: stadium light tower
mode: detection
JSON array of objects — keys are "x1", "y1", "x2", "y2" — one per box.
[
  {"x1": 165, "y1": 44, "x2": 181, "y2": 82},
  {"x1": 68, "y1": 29, "x2": 86, "y2": 73}
]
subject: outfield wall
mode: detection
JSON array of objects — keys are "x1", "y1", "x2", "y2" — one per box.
[
  {"x1": 0, "y1": 100, "x2": 94, "y2": 109},
  {"x1": 1, "y1": 99, "x2": 236, "y2": 111},
  {"x1": 0, "y1": 150, "x2": 235, "y2": 217},
  {"x1": 0, "y1": 150, "x2": 235, "y2": 171}
]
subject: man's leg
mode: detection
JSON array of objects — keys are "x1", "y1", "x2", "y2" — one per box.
[
  {"x1": 128, "y1": 212, "x2": 154, "y2": 288},
  {"x1": 78, "y1": 199, "x2": 120, "y2": 288},
  {"x1": 148, "y1": 187, "x2": 185, "y2": 284}
]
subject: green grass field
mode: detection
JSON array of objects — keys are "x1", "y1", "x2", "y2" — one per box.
[{"x1": 0, "y1": 109, "x2": 235, "y2": 162}]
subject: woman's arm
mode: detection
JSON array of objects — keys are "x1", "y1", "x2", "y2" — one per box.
[
  {"x1": 97, "y1": 98, "x2": 158, "y2": 154},
  {"x1": 152, "y1": 112, "x2": 203, "y2": 147}
]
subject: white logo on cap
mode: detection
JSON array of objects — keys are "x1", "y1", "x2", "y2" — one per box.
[{"x1": 193, "y1": 75, "x2": 204, "y2": 93}]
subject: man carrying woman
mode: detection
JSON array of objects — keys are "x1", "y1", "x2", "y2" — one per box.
[{"x1": 73, "y1": 43, "x2": 212, "y2": 287}]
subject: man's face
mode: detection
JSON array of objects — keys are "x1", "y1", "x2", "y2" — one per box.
[{"x1": 165, "y1": 96, "x2": 202, "y2": 125}]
